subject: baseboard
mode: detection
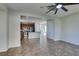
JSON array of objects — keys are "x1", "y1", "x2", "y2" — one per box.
[
  {"x1": 0, "y1": 49, "x2": 8, "y2": 53},
  {"x1": 47, "y1": 37, "x2": 54, "y2": 40},
  {"x1": 0, "y1": 46, "x2": 20, "y2": 53},
  {"x1": 24, "y1": 37, "x2": 40, "y2": 39},
  {"x1": 8, "y1": 43, "x2": 21, "y2": 49},
  {"x1": 60, "y1": 39, "x2": 79, "y2": 46},
  {"x1": 28, "y1": 38, "x2": 40, "y2": 39},
  {"x1": 47, "y1": 36, "x2": 61, "y2": 41},
  {"x1": 53, "y1": 39, "x2": 61, "y2": 41}
]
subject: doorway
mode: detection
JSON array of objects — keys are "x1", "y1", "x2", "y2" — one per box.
[{"x1": 20, "y1": 22, "x2": 35, "y2": 40}]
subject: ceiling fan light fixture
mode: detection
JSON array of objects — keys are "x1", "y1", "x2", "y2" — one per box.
[{"x1": 56, "y1": 4, "x2": 62, "y2": 8}]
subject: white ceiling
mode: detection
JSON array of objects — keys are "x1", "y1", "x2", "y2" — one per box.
[{"x1": 4, "y1": 3, "x2": 79, "y2": 18}]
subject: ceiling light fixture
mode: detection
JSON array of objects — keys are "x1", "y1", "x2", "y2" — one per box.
[{"x1": 56, "y1": 4, "x2": 62, "y2": 8}]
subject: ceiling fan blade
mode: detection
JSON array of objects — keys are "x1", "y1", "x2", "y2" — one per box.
[
  {"x1": 54, "y1": 9, "x2": 58, "y2": 14},
  {"x1": 46, "y1": 7, "x2": 55, "y2": 14},
  {"x1": 40, "y1": 5, "x2": 55, "y2": 8},
  {"x1": 61, "y1": 7, "x2": 68, "y2": 12},
  {"x1": 60, "y1": 3, "x2": 79, "y2": 5},
  {"x1": 47, "y1": 5, "x2": 55, "y2": 7}
]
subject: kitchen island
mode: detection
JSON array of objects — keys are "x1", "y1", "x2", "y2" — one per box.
[{"x1": 24, "y1": 32, "x2": 40, "y2": 39}]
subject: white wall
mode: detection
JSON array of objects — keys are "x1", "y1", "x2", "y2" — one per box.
[
  {"x1": 61, "y1": 13, "x2": 79, "y2": 45},
  {"x1": 35, "y1": 22, "x2": 40, "y2": 32},
  {"x1": 8, "y1": 11, "x2": 20, "y2": 48},
  {"x1": 0, "y1": 4, "x2": 8, "y2": 52},
  {"x1": 47, "y1": 12, "x2": 79, "y2": 45},
  {"x1": 47, "y1": 13, "x2": 79, "y2": 45},
  {"x1": 47, "y1": 20, "x2": 55, "y2": 40},
  {"x1": 47, "y1": 19, "x2": 61, "y2": 41},
  {"x1": 54, "y1": 19, "x2": 61, "y2": 41}
]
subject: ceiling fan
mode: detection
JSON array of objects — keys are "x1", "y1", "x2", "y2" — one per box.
[{"x1": 41, "y1": 3, "x2": 79, "y2": 14}]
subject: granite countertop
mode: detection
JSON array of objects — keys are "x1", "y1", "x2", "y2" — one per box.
[
  {"x1": 20, "y1": 30, "x2": 40, "y2": 33},
  {"x1": 29, "y1": 32, "x2": 40, "y2": 33}
]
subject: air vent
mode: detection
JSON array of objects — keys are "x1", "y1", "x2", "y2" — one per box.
[
  {"x1": 20, "y1": 15, "x2": 42, "y2": 20},
  {"x1": 20, "y1": 15, "x2": 27, "y2": 19},
  {"x1": 28, "y1": 16, "x2": 41, "y2": 20}
]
